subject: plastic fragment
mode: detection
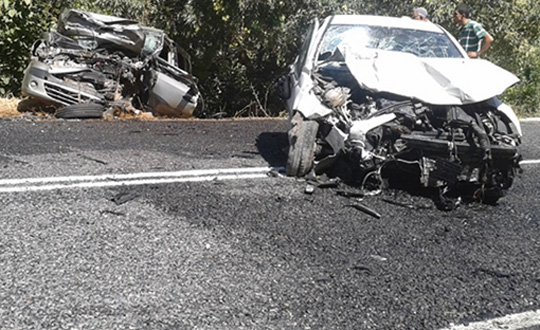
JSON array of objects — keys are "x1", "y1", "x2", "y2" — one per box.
[
  {"x1": 347, "y1": 203, "x2": 381, "y2": 219},
  {"x1": 305, "y1": 184, "x2": 316, "y2": 194}
]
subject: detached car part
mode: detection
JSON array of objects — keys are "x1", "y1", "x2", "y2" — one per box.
[
  {"x1": 278, "y1": 15, "x2": 522, "y2": 208},
  {"x1": 21, "y1": 9, "x2": 201, "y2": 119}
]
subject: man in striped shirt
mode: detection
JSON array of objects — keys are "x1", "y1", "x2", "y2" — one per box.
[{"x1": 453, "y1": 4, "x2": 494, "y2": 58}]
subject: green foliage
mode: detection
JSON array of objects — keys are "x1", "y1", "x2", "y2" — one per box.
[
  {"x1": 146, "y1": 0, "x2": 407, "y2": 117},
  {"x1": 502, "y1": 46, "x2": 540, "y2": 117},
  {"x1": 484, "y1": 0, "x2": 540, "y2": 116},
  {"x1": 147, "y1": 0, "x2": 319, "y2": 116},
  {"x1": 0, "y1": 0, "x2": 56, "y2": 95},
  {"x1": 1, "y1": 0, "x2": 539, "y2": 117},
  {"x1": 78, "y1": 0, "x2": 155, "y2": 24}
]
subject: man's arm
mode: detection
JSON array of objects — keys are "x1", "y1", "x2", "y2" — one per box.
[{"x1": 468, "y1": 32, "x2": 493, "y2": 58}]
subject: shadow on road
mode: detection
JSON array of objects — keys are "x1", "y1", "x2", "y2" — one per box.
[{"x1": 255, "y1": 132, "x2": 288, "y2": 168}]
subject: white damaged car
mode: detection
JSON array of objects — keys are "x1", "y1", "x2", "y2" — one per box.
[{"x1": 277, "y1": 15, "x2": 522, "y2": 208}]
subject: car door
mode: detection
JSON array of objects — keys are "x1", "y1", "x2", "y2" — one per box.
[{"x1": 282, "y1": 18, "x2": 320, "y2": 113}]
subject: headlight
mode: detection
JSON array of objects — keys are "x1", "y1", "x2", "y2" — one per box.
[{"x1": 324, "y1": 87, "x2": 349, "y2": 107}]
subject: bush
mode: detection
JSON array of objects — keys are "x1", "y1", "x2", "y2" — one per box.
[
  {"x1": 502, "y1": 46, "x2": 540, "y2": 117},
  {"x1": 0, "y1": 0, "x2": 57, "y2": 95}
]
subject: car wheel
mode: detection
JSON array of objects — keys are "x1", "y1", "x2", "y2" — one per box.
[
  {"x1": 286, "y1": 112, "x2": 319, "y2": 177},
  {"x1": 55, "y1": 103, "x2": 105, "y2": 119}
]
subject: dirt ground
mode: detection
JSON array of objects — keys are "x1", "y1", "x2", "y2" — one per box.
[
  {"x1": 0, "y1": 97, "x2": 23, "y2": 118},
  {"x1": 0, "y1": 97, "x2": 287, "y2": 121},
  {"x1": 0, "y1": 97, "x2": 160, "y2": 120}
]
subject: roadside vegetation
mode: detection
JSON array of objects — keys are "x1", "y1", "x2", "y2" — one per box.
[{"x1": 1, "y1": 0, "x2": 539, "y2": 118}]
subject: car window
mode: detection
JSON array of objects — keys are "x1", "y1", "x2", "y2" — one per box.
[
  {"x1": 318, "y1": 24, "x2": 463, "y2": 59},
  {"x1": 142, "y1": 29, "x2": 164, "y2": 57}
]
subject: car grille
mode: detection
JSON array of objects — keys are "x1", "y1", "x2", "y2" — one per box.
[{"x1": 43, "y1": 81, "x2": 97, "y2": 106}]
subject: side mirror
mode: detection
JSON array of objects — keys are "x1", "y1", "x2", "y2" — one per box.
[{"x1": 275, "y1": 75, "x2": 291, "y2": 100}]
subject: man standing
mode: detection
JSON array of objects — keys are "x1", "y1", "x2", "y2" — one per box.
[
  {"x1": 412, "y1": 7, "x2": 429, "y2": 21},
  {"x1": 453, "y1": 4, "x2": 494, "y2": 58}
]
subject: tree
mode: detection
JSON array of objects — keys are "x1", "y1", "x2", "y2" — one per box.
[
  {"x1": 0, "y1": 0, "x2": 57, "y2": 95},
  {"x1": 1, "y1": 0, "x2": 539, "y2": 117}
]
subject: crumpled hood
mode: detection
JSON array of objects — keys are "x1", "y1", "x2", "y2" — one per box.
[
  {"x1": 57, "y1": 9, "x2": 145, "y2": 55},
  {"x1": 343, "y1": 48, "x2": 519, "y2": 105}
]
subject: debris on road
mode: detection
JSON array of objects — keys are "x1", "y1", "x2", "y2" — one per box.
[
  {"x1": 382, "y1": 198, "x2": 432, "y2": 210},
  {"x1": 347, "y1": 202, "x2": 382, "y2": 219},
  {"x1": 112, "y1": 191, "x2": 139, "y2": 205}
]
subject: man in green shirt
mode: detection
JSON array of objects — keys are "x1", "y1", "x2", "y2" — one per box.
[{"x1": 453, "y1": 4, "x2": 494, "y2": 58}]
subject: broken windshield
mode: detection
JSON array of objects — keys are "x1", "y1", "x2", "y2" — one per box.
[
  {"x1": 318, "y1": 24, "x2": 463, "y2": 59},
  {"x1": 142, "y1": 29, "x2": 164, "y2": 57}
]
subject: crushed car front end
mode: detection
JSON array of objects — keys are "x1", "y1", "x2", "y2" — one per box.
[
  {"x1": 21, "y1": 9, "x2": 200, "y2": 118},
  {"x1": 279, "y1": 15, "x2": 522, "y2": 208}
]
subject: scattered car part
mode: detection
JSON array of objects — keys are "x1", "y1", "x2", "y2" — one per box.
[
  {"x1": 304, "y1": 183, "x2": 316, "y2": 194},
  {"x1": 111, "y1": 191, "x2": 139, "y2": 205},
  {"x1": 278, "y1": 15, "x2": 522, "y2": 209},
  {"x1": 382, "y1": 198, "x2": 432, "y2": 210},
  {"x1": 21, "y1": 9, "x2": 201, "y2": 119},
  {"x1": 336, "y1": 190, "x2": 365, "y2": 198},
  {"x1": 347, "y1": 203, "x2": 382, "y2": 219}
]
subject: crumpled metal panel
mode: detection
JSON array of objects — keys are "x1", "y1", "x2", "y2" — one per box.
[
  {"x1": 344, "y1": 48, "x2": 519, "y2": 105},
  {"x1": 21, "y1": 9, "x2": 202, "y2": 118},
  {"x1": 58, "y1": 9, "x2": 145, "y2": 55}
]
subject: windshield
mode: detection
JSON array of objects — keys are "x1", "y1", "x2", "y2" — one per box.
[
  {"x1": 142, "y1": 29, "x2": 164, "y2": 57},
  {"x1": 318, "y1": 24, "x2": 463, "y2": 59}
]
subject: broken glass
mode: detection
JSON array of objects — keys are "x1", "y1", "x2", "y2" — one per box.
[{"x1": 318, "y1": 24, "x2": 463, "y2": 59}]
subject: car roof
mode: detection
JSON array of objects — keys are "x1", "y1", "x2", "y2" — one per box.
[{"x1": 326, "y1": 15, "x2": 445, "y2": 34}]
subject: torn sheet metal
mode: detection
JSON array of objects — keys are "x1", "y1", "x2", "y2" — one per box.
[
  {"x1": 58, "y1": 10, "x2": 144, "y2": 55},
  {"x1": 21, "y1": 9, "x2": 201, "y2": 118}
]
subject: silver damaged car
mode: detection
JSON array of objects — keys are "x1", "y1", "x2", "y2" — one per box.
[{"x1": 21, "y1": 9, "x2": 201, "y2": 119}]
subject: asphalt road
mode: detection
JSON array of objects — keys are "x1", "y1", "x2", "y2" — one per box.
[{"x1": 0, "y1": 116, "x2": 539, "y2": 329}]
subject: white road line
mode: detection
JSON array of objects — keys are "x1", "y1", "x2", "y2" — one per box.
[
  {"x1": 0, "y1": 157, "x2": 538, "y2": 193},
  {"x1": 520, "y1": 159, "x2": 540, "y2": 165},
  {"x1": 0, "y1": 167, "x2": 273, "y2": 185},
  {"x1": 440, "y1": 309, "x2": 540, "y2": 330},
  {"x1": 520, "y1": 117, "x2": 540, "y2": 122},
  {"x1": 0, "y1": 167, "x2": 277, "y2": 193}
]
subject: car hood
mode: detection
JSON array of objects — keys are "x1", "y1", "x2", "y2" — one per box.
[
  {"x1": 342, "y1": 48, "x2": 519, "y2": 105},
  {"x1": 57, "y1": 9, "x2": 145, "y2": 55}
]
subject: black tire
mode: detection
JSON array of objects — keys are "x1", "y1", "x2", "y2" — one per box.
[
  {"x1": 55, "y1": 103, "x2": 105, "y2": 119},
  {"x1": 286, "y1": 112, "x2": 319, "y2": 177}
]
